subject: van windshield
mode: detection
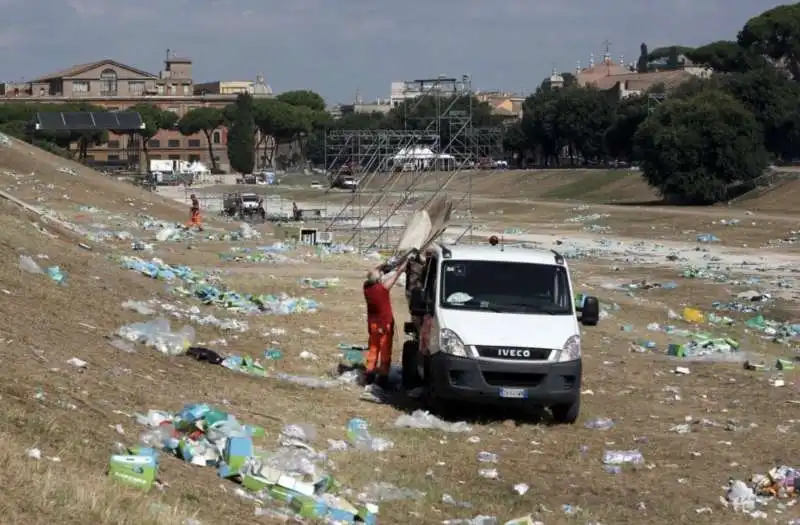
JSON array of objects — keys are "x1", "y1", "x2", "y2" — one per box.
[{"x1": 439, "y1": 260, "x2": 573, "y2": 315}]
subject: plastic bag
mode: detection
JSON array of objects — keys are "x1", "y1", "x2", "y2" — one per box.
[
  {"x1": 19, "y1": 255, "x2": 43, "y2": 274},
  {"x1": 393, "y1": 410, "x2": 472, "y2": 432}
]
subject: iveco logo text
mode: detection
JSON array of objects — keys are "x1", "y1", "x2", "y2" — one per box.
[{"x1": 498, "y1": 348, "x2": 530, "y2": 358}]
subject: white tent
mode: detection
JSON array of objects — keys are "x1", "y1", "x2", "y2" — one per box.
[{"x1": 392, "y1": 147, "x2": 455, "y2": 170}]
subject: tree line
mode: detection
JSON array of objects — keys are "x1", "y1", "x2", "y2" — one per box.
[
  {"x1": 0, "y1": 87, "x2": 503, "y2": 175},
  {"x1": 504, "y1": 3, "x2": 800, "y2": 203},
  {"x1": 1, "y1": 3, "x2": 798, "y2": 203}
]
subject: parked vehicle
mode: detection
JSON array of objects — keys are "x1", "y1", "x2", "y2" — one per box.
[{"x1": 402, "y1": 243, "x2": 599, "y2": 423}]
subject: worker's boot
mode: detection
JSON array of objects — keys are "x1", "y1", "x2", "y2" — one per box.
[
  {"x1": 375, "y1": 375, "x2": 391, "y2": 391},
  {"x1": 360, "y1": 371, "x2": 376, "y2": 387}
]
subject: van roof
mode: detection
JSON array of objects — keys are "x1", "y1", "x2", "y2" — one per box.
[{"x1": 431, "y1": 243, "x2": 566, "y2": 266}]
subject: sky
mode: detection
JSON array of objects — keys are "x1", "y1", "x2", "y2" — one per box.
[{"x1": 0, "y1": 0, "x2": 790, "y2": 104}]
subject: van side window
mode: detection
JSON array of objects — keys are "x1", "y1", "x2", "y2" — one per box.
[{"x1": 423, "y1": 257, "x2": 438, "y2": 301}]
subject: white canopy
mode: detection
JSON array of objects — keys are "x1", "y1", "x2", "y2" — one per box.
[{"x1": 393, "y1": 146, "x2": 454, "y2": 161}]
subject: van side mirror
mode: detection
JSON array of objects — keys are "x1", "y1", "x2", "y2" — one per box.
[
  {"x1": 409, "y1": 288, "x2": 430, "y2": 317},
  {"x1": 579, "y1": 296, "x2": 599, "y2": 326}
]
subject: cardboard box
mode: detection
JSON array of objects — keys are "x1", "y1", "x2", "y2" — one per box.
[
  {"x1": 108, "y1": 454, "x2": 157, "y2": 490},
  {"x1": 223, "y1": 436, "x2": 253, "y2": 472},
  {"x1": 290, "y1": 495, "x2": 328, "y2": 518}
]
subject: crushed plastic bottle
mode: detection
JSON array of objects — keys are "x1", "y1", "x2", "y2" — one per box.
[
  {"x1": 46, "y1": 266, "x2": 67, "y2": 285},
  {"x1": 602, "y1": 449, "x2": 644, "y2": 465},
  {"x1": 584, "y1": 417, "x2": 615, "y2": 430},
  {"x1": 19, "y1": 255, "x2": 43, "y2": 274},
  {"x1": 346, "y1": 418, "x2": 393, "y2": 452}
]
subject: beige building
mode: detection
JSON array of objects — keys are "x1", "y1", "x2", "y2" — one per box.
[
  {"x1": 0, "y1": 52, "x2": 272, "y2": 169},
  {"x1": 194, "y1": 75, "x2": 273, "y2": 96},
  {"x1": 475, "y1": 91, "x2": 525, "y2": 118}
]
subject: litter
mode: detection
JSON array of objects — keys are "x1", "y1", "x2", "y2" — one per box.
[
  {"x1": 346, "y1": 418, "x2": 393, "y2": 452},
  {"x1": 393, "y1": 410, "x2": 472, "y2": 432},
  {"x1": 116, "y1": 318, "x2": 195, "y2": 356},
  {"x1": 120, "y1": 256, "x2": 320, "y2": 315}
]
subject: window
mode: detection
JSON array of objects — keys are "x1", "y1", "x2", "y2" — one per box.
[
  {"x1": 440, "y1": 261, "x2": 572, "y2": 315},
  {"x1": 188, "y1": 155, "x2": 200, "y2": 162},
  {"x1": 100, "y1": 69, "x2": 118, "y2": 96},
  {"x1": 188, "y1": 139, "x2": 201, "y2": 148},
  {"x1": 212, "y1": 131, "x2": 221, "y2": 144},
  {"x1": 72, "y1": 80, "x2": 89, "y2": 94},
  {"x1": 107, "y1": 140, "x2": 120, "y2": 148},
  {"x1": 167, "y1": 84, "x2": 176, "y2": 95},
  {"x1": 168, "y1": 154, "x2": 181, "y2": 160},
  {"x1": 128, "y1": 80, "x2": 145, "y2": 95},
  {"x1": 147, "y1": 139, "x2": 160, "y2": 148},
  {"x1": 107, "y1": 155, "x2": 119, "y2": 161},
  {"x1": 168, "y1": 139, "x2": 180, "y2": 148},
  {"x1": 157, "y1": 84, "x2": 164, "y2": 95}
]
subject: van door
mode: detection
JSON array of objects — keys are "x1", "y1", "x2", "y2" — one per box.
[{"x1": 419, "y1": 256, "x2": 438, "y2": 356}]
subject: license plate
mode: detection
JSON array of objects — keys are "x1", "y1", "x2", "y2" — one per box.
[{"x1": 499, "y1": 388, "x2": 527, "y2": 399}]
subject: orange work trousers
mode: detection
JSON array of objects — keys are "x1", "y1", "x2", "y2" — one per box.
[
  {"x1": 366, "y1": 321, "x2": 394, "y2": 376},
  {"x1": 186, "y1": 210, "x2": 202, "y2": 228}
]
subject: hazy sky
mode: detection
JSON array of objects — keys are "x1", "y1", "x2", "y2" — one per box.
[{"x1": 0, "y1": 0, "x2": 788, "y2": 104}]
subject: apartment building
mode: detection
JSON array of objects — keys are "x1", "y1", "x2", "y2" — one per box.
[{"x1": 0, "y1": 51, "x2": 271, "y2": 168}]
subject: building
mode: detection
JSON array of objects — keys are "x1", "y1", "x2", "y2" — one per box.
[
  {"x1": 0, "y1": 51, "x2": 272, "y2": 169},
  {"x1": 474, "y1": 91, "x2": 525, "y2": 119},
  {"x1": 194, "y1": 75, "x2": 273, "y2": 96},
  {"x1": 573, "y1": 51, "x2": 701, "y2": 99}
]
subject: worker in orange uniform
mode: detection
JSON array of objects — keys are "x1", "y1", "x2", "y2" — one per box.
[
  {"x1": 186, "y1": 193, "x2": 204, "y2": 231},
  {"x1": 363, "y1": 258, "x2": 408, "y2": 390}
]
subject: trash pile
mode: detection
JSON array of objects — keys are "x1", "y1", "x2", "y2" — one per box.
[
  {"x1": 218, "y1": 247, "x2": 298, "y2": 265},
  {"x1": 724, "y1": 466, "x2": 800, "y2": 517},
  {"x1": 181, "y1": 346, "x2": 339, "y2": 388},
  {"x1": 122, "y1": 299, "x2": 250, "y2": 332},
  {"x1": 113, "y1": 404, "x2": 388, "y2": 522},
  {"x1": 745, "y1": 315, "x2": 800, "y2": 344},
  {"x1": 120, "y1": 256, "x2": 320, "y2": 315}
]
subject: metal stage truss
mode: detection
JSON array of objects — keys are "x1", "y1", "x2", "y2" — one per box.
[{"x1": 324, "y1": 75, "x2": 503, "y2": 250}]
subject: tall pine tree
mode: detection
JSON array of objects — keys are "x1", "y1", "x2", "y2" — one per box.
[
  {"x1": 636, "y1": 43, "x2": 649, "y2": 73},
  {"x1": 226, "y1": 93, "x2": 255, "y2": 174}
]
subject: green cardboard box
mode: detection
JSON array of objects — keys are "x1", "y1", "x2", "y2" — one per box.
[{"x1": 108, "y1": 454, "x2": 157, "y2": 491}]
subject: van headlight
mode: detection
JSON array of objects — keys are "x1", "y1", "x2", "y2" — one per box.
[
  {"x1": 558, "y1": 335, "x2": 581, "y2": 362},
  {"x1": 440, "y1": 329, "x2": 467, "y2": 357}
]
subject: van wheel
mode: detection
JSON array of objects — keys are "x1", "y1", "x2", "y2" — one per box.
[
  {"x1": 401, "y1": 341, "x2": 423, "y2": 390},
  {"x1": 551, "y1": 396, "x2": 580, "y2": 424},
  {"x1": 581, "y1": 297, "x2": 600, "y2": 326}
]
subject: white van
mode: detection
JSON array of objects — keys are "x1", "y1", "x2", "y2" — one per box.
[{"x1": 403, "y1": 243, "x2": 599, "y2": 423}]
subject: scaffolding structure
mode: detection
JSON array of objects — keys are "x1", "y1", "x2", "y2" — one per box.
[{"x1": 324, "y1": 75, "x2": 503, "y2": 250}]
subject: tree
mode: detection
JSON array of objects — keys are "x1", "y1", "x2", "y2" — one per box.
[
  {"x1": 648, "y1": 46, "x2": 694, "y2": 61},
  {"x1": 275, "y1": 90, "x2": 326, "y2": 112},
  {"x1": 685, "y1": 40, "x2": 767, "y2": 72},
  {"x1": 722, "y1": 66, "x2": 800, "y2": 159},
  {"x1": 738, "y1": 3, "x2": 800, "y2": 80},
  {"x1": 177, "y1": 107, "x2": 225, "y2": 172},
  {"x1": 637, "y1": 43, "x2": 649, "y2": 73},
  {"x1": 226, "y1": 93, "x2": 256, "y2": 174},
  {"x1": 634, "y1": 90, "x2": 768, "y2": 204},
  {"x1": 605, "y1": 95, "x2": 648, "y2": 161},
  {"x1": 666, "y1": 46, "x2": 681, "y2": 68},
  {"x1": 502, "y1": 121, "x2": 528, "y2": 167},
  {"x1": 130, "y1": 103, "x2": 177, "y2": 172}
]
